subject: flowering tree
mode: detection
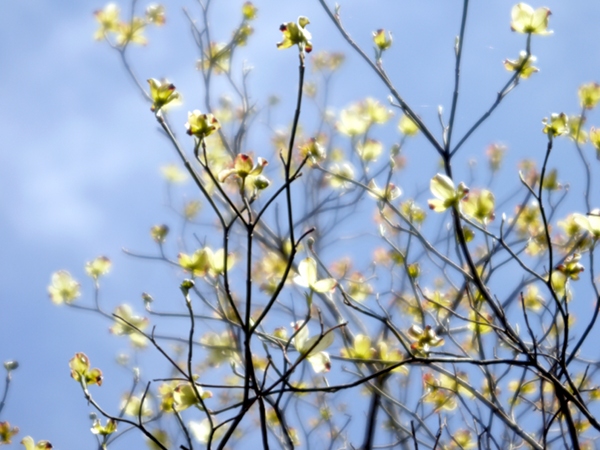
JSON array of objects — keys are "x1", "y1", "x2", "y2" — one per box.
[{"x1": 4, "y1": 1, "x2": 600, "y2": 449}]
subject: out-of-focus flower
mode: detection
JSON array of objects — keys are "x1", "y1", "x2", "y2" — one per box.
[
  {"x1": 556, "y1": 253, "x2": 585, "y2": 281},
  {"x1": 0, "y1": 422, "x2": 19, "y2": 445},
  {"x1": 591, "y1": 127, "x2": 600, "y2": 160},
  {"x1": 235, "y1": 23, "x2": 254, "y2": 46},
  {"x1": 150, "y1": 224, "x2": 169, "y2": 243},
  {"x1": 340, "y1": 334, "x2": 375, "y2": 360},
  {"x1": 398, "y1": 114, "x2": 419, "y2": 136},
  {"x1": 328, "y1": 163, "x2": 355, "y2": 189},
  {"x1": 242, "y1": 2, "x2": 258, "y2": 21},
  {"x1": 462, "y1": 189, "x2": 495, "y2": 224},
  {"x1": 568, "y1": 115, "x2": 587, "y2": 144},
  {"x1": 486, "y1": 144, "x2": 507, "y2": 172},
  {"x1": 121, "y1": 395, "x2": 153, "y2": 417},
  {"x1": 299, "y1": 137, "x2": 326, "y2": 165},
  {"x1": 277, "y1": 16, "x2": 312, "y2": 53},
  {"x1": 401, "y1": 200, "x2": 426, "y2": 225},
  {"x1": 183, "y1": 200, "x2": 202, "y2": 221},
  {"x1": 145, "y1": 4, "x2": 166, "y2": 25},
  {"x1": 158, "y1": 381, "x2": 212, "y2": 412},
  {"x1": 422, "y1": 372, "x2": 457, "y2": 411},
  {"x1": 48, "y1": 271, "x2": 80, "y2": 305},
  {"x1": 148, "y1": 79, "x2": 181, "y2": 112},
  {"x1": 197, "y1": 42, "x2": 231, "y2": 74},
  {"x1": 110, "y1": 304, "x2": 149, "y2": 348},
  {"x1": 503, "y1": 51, "x2": 539, "y2": 78},
  {"x1": 368, "y1": 179, "x2": 401, "y2": 202},
  {"x1": 578, "y1": 82, "x2": 600, "y2": 109},
  {"x1": 357, "y1": 139, "x2": 383, "y2": 162},
  {"x1": 116, "y1": 17, "x2": 147, "y2": 46},
  {"x1": 160, "y1": 163, "x2": 187, "y2": 183},
  {"x1": 510, "y1": 3, "x2": 552, "y2": 35},
  {"x1": 94, "y1": 4, "x2": 120, "y2": 40},
  {"x1": 363, "y1": 98, "x2": 393, "y2": 124},
  {"x1": 189, "y1": 417, "x2": 224, "y2": 444},
  {"x1": 312, "y1": 51, "x2": 345, "y2": 72},
  {"x1": 85, "y1": 256, "x2": 111, "y2": 280},
  {"x1": 200, "y1": 331, "x2": 240, "y2": 367},
  {"x1": 573, "y1": 209, "x2": 600, "y2": 241},
  {"x1": 522, "y1": 284, "x2": 544, "y2": 311},
  {"x1": 346, "y1": 273, "x2": 373, "y2": 302},
  {"x1": 146, "y1": 430, "x2": 170, "y2": 450}
]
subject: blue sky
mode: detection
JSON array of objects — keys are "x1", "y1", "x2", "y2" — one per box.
[{"x1": 1, "y1": 0, "x2": 600, "y2": 448}]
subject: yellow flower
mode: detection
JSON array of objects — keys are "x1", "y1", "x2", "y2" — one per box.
[
  {"x1": 503, "y1": 51, "x2": 539, "y2": 78},
  {"x1": 91, "y1": 419, "x2": 117, "y2": 436},
  {"x1": 590, "y1": 127, "x2": 600, "y2": 159},
  {"x1": 340, "y1": 334, "x2": 375, "y2": 360},
  {"x1": 158, "y1": 381, "x2": 212, "y2": 412},
  {"x1": 510, "y1": 3, "x2": 552, "y2": 35},
  {"x1": 148, "y1": 79, "x2": 181, "y2": 112},
  {"x1": 312, "y1": 51, "x2": 345, "y2": 72},
  {"x1": 218, "y1": 154, "x2": 267, "y2": 182},
  {"x1": 186, "y1": 110, "x2": 221, "y2": 140},
  {"x1": 150, "y1": 224, "x2": 169, "y2": 243},
  {"x1": 328, "y1": 163, "x2": 355, "y2": 189},
  {"x1": 110, "y1": 304, "x2": 149, "y2": 348},
  {"x1": 116, "y1": 17, "x2": 147, "y2": 46},
  {"x1": 427, "y1": 173, "x2": 469, "y2": 212},
  {"x1": 200, "y1": 331, "x2": 240, "y2": 367},
  {"x1": 69, "y1": 352, "x2": 103, "y2": 386},
  {"x1": 357, "y1": 139, "x2": 383, "y2": 162},
  {"x1": 299, "y1": 137, "x2": 326, "y2": 165},
  {"x1": 486, "y1": 144, "x2": 506, "y2": 172},
  {"x1": 121, "y1": 395, "x2": 153, "y2": 417},
  {"x1": 373, "y1": 29, "x2": 392, "y2": 51},
  {"x1": 462, "y1": 189, "x2": 495, "y2": 224},
  {"x1": 48, "y1": 271, "x2": 80, "y2": 305},
  {"x1": 160, "y1": 163, "x2": 187, "y2": 183},
  {"x1": 573, "y1": 209, "x2": 600, "y2": 241},
  {"x1": 556, "y1": 253, "x2": 584, "y2": 281},
  {"x1": 522, "y1": 284, "x2": 544, "y2": 311},
  {"x1": 568, "y1": 115, "x2": 587, "y2": 144},
  {"x1": 242, "y1": 2, "x2": 258, "y2": 21},
  {"x1": 368, "y1": 179, "x2": 402, "y2": 202},
  {"x1": 20, "y1": 437, "x2": 52, "y2": 450},
  {"x1": 579, "y1": 82, "x2": 600, "y2": 109},
  {"x1": 408, "y1": 325, "x2": 444, "y2": 355},
  {"x1": 542, "y1": 113, "x2": 568, "y2": 137},
  {"x1": 94, "y1": 3, "x2": 120, "y2": 40},
  {"x1": 85, "y1": 256, "x2": 111, "y2": 280},
  {"x1": 277, "y1": 16, "x2": 313, "y2": 53},
  {"x1": 398, "y1": 114, "x2": 419, "y2": 136},
  {"x1": 197, "y1": 42, "x2": 231, "y2": 74},
  {"x1": 292, "y1": 321, "x2": 334, "y2": 373},
  {"x1": 145, "y1": 4, "x2": 166, "y2": 26},
  {"x1": 0, "y1": 422, "x2": 19, "y2": 445},
  {"x1": 293, "y1": 257, "x2": 337, "y2": 293}
]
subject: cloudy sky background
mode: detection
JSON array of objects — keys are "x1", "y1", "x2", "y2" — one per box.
[{"x1": 2, "y1": 0, "x2": 600, "y2": 448}]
